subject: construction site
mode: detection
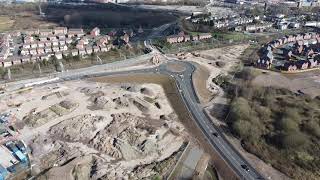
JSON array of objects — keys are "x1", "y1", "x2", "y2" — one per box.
[{"x1": 0, "y1": 76, "x2": 213, "y2": 179}]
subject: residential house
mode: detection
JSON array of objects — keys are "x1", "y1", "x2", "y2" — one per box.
[
  {"x1": 24, "y1": 29, "x2": 39, "y2": 35},
  {"x1": 71, "y1": 49, "x2": 79, "y2": 56},
  {"x1": 45, "y1": 41, "x2": 52, "y2": 47},
  {"x1": 198, "y1": 33, "x2": 212, "y2": 40},
  {"x1": 93, "y1": 46, "x2": 100, "y2": 53},
  {"x1": 121, "y1": 34, "x2": 130, "y2": 44},
  {"x1": 100, "y1": 45, "x2": 108, "y2": 52},
  {"x1": 29, "y1": 48, "x2": 37, "y2": 55},
  {"x1": 81, "y1": 38, "x2": 89, "y2": 45},
  {"x1": 57, "y1": 34, "x2": 66, "y2": 40},
  {"x1": 108, "y1": 29, "x2": 117, "y2": 37},
  {"x1": 107, "y1": 44, "x2": 114, "y2": 50},
  {"x1": 289, "y1": 22, "x2": 300, "y2": 29},
  {"x1": 39, "y1": 29, "x2": 53, "y2": 36},
  {"x1": 138, "y1": 26, "x2": 144, "y2": 34},
  {"x1": 62, "y1": 50, "x2": 69, "y2": 57},
  {"x1": 40, "y1": 54, "x2": 51, "y2": 61},
  {"x1": 39, "y1": 35, "x2": 48, "y2": 42},
  {"x1": 256, "y1": 58, "x2": 271, "y2": 69},
  {"x1": 52, "y1": 40, "x2": 59, "y2": 47},
  {"x1": 68, "y1": 28, "x2": 84, "y2": 37},
  {"x1": 167, "y1": 35, "x2": 179, "y2": 44},
  {"x1": 192, "y1": 35, "x2": 199, "y2": 41},
  {"x1": 22, "y1": 43, "x2": 31, "y2": 49},
  {"x1": 30, "y1": 43, "x2": 37, "y2": 49},
  {"x1": 11, "y1": 58, "x2": 22, "y2": 65},
  {"x1": 90, "y1": 27, "x2": 100, "y2": 37},
  {"x1": 37, "y1": 48, "x2": 45, "y2": 54},
  {"x1": 76, "y1": 42, "x2": 84, "y2": 49},
  {"x1": 45, "y1": 47, "x2": 52, "y2": 54},
  {"x1": 52, "y1": 46, "x2": 60, "y2": 52},
  {"x1": 48, "y1": 35, "x2": 57, "y2": 41},
  {"x1": 30, "y1": 55, "x2": 39, "y2": 62},
  {"x1": 85, "y1": 46, "x2": 93, "y2": 55},
  {"x1": 37, "y1": 42, "x2": 45, "y2": 48},
  {"x1": 59, "y1": 40, "x2": 66, "y2": 46},
  {"x1": 98, "y1": 36, "x2": 109, "y2": 45},
  {"x1": 295, "y1": 60, "x2": 309, "y2": 70},
  {"x1": 308, "y1": 58, "x2": 318, "y2": 68},
  {"x1": 21, "y1": 56, "x2": 31, "y2": 63},
  {"x1": 124, "y1": 29, "x2": 134, "y2": 37},
  {"x1": 303, "y1": 33, "x2": 312, "y2": 40},
  {"x1": 60, "y1": 45, "x2": 68, "y2": 51},
  {"x1": 55, "y1": 53, "x2": 63, "y2": 60},
  {"x1": 54, "y1": 27, "x2": 68, "y2": 35},
  {"x1": 78, "y1": 48, "x2": 86, "y2": 56},
  {"x1": 184, "y1": 35, "x2": 191, "y2": 42},
  {"x1": 20, "y1": 49, "x2": 29, "y2": 56},
  {"x1": 65, "y1": 38, "x2": 73, "y2": 44},
  {"x1": 24, "y1": 36, "x2": 34, "y2": 43},
  {"x1": 2, "y1": 61, "x2": 12, "y2": 67},
  {"x1": 283, "y1": 63, "x2": 297, "y2": 71}
]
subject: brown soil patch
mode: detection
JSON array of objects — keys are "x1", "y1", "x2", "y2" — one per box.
[{"x1": 192, "y1": 63, "x2": 213, "y2": 104}]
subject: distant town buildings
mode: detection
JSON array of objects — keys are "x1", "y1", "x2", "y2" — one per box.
[
  {"x1": 256, "y1": 32, "x2": 320, "y2": 72},
  {"x1": 166, "y1": 32, "x2": 212, "y2": 44},
  {"x1": 0, "y1": 26, "x2": 135, "y2": 68}
]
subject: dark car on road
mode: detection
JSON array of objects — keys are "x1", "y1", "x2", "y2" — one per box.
[{"x1": 241, "y1": 164, "x2": 250, "y2": 172}]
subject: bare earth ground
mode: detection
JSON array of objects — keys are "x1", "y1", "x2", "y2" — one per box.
[
  {"x1": 253, "y1": 70, "x2": 320, "y2": 98},
  {"x1": 174, "y1": 44, "x2": 291, "y2": 180},
  {"x1": 0, "y1": 80, "x2": 194, "y2": 179}
]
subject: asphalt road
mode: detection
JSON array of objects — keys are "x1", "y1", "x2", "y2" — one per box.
[{"x1": 158, "y1": 61, "x2": 263, "y2": 180}]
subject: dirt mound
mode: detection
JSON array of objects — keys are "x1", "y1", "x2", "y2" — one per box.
[
  {"x1": 140, "y1": 87, "x2": 154, "y2": 96},
  {"x1": 49, "y1": 114, "x2": 107, "y2": 143}
]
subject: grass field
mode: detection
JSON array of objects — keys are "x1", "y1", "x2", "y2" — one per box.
[{"x1": 0, "y1": 16, "x2": 14, "y2": 32}]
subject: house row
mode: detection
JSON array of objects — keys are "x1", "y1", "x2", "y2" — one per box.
[
  {"x1": 22, "y1": 38, "x2": 72, "y2": 50},
  {"x1": 21, "y1": 45, "x2": 68, "y2": 56},
  {"x1": 0, "y1": 46, "x2": 10, "y2": 61},
  {"x1": 2, "y1": 43, "x2": 114, "y2": 68},
  {"x1": 166, "y1": 33, "x2": 212, "y2": 44},
  {"x1": 257, "y1": 32, "x2": 320, "y2": 70},
  {"x1": 71, "y1": 44, "x2": 113, "y2": 57},
  {"x1": 268, "y1": 32, "x2": 320, "y2": 49},
  {"x1": 243, "y1": 23, "x2": 273, "y2": 32},
  {"x1": 190, "y1": 14, "x2": 256, "y2": 29},
  {"x1": 24, "y1": 27, "x2": 72, "y2": 36},
  {"x1": 282, "y1": 56, "x2": 320, "y2": 72}
]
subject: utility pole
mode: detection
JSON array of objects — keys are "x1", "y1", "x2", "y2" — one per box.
[
  {"x1": 6, "y1": 68, "x2": 11, "y2": 81},
  {"x1": 38, "y1": 0, "x2": 45, "y2": 17},
  {"x1": 37, "y1": 63, "x2": 42, "y2": 74},
  {"x1": 96, "y1": 55, "x2": 103, "y2": 65}
]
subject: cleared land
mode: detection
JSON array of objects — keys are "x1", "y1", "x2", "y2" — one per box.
[
  {"x1": 175, "y1": 44, "x2": 249, "y2": 104},
  {"x1": 0, "y1": 79, "x2": 192, "y2": 179},
  {"x1": 253, "y1": 70, "x2": 320, "y2": 98},
  {"x1": 0, "y1": 16, "x2": 14, "y2": 32}
]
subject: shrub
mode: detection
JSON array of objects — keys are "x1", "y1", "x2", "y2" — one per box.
[{"x1": 280, "y1": 131, "x2": 308, "y2": 149}]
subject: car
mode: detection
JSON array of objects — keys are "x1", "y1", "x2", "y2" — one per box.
[
  {"x1": 212, "y1": 132, "x2": 219, "y2": 137},
  {"x1": 241, "y1": 164, "x2": 250, "y2": 172}
]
